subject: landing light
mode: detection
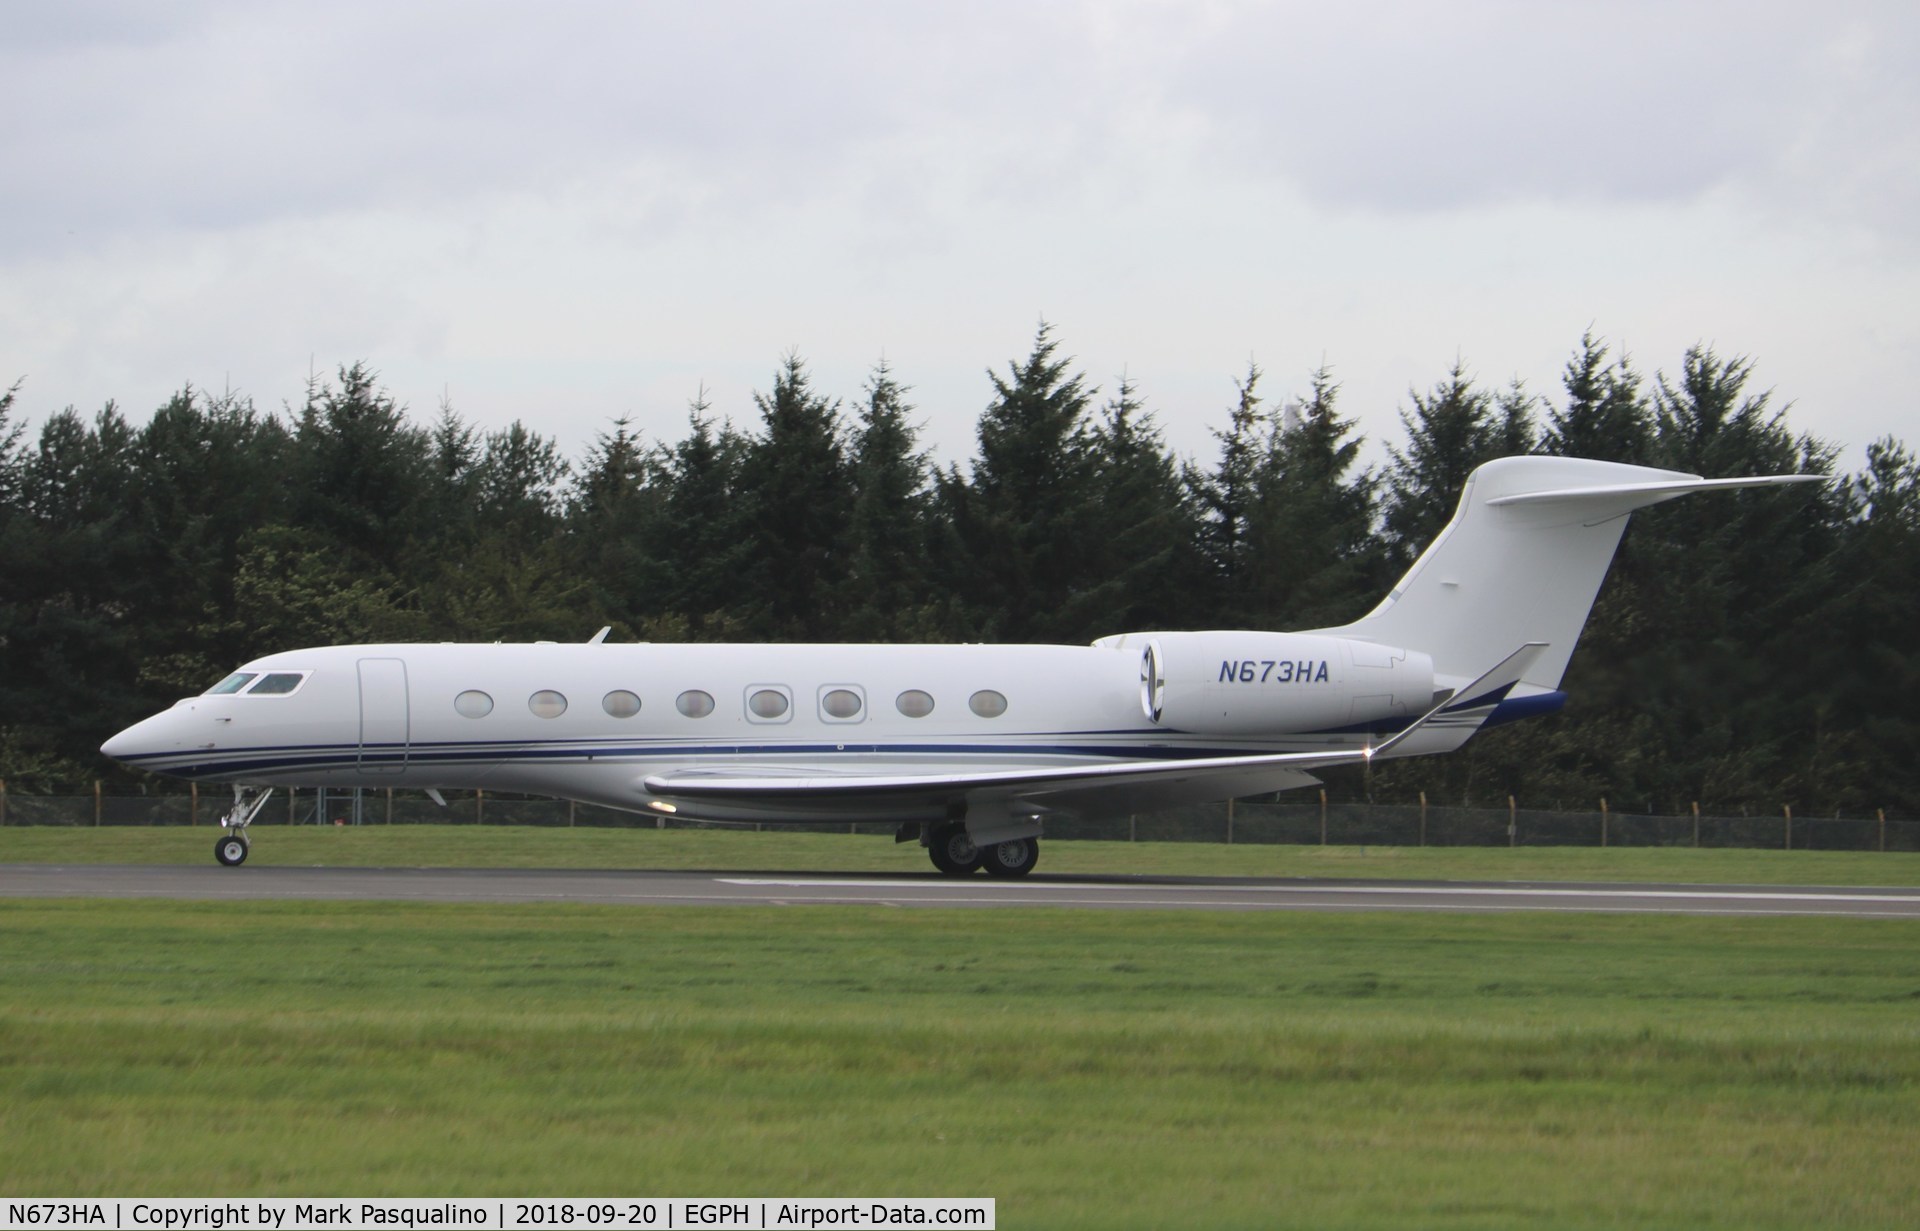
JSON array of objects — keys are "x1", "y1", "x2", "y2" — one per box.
[{"x1": 648, "y1": 800, "x2": 678, "y2": 814}]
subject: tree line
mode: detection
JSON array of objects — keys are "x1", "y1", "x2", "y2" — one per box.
[{"x1": 2, "y1": 324, "x2": 1914, "y2": 815}]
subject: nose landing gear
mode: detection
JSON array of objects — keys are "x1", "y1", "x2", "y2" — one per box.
[{"x1": 213, "y1": 786, "x2": 274, "y2": 866}]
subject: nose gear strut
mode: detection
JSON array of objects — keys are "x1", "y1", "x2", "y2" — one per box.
[{"x1": 214, "y1": 786, "x2": 274, "y2": 866}]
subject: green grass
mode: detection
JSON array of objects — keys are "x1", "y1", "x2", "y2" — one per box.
[
  {"x1": 2, "y1": 899, "x2": 1918, "y2": 1228},
  {"x1": 4, "y1": 822, "x2": 1920, "y2": 885}
]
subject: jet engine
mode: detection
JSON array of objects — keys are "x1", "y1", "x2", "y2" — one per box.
[{"x1": 1125, "y1": 631, "x2": 1436, "y2": 735}]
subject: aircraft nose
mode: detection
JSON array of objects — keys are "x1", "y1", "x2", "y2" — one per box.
[{"x1": 101, "y1": 712, "x2": 177, "y2": 765}]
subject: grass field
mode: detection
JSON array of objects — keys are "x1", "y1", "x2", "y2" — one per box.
[
  {"x1": 5, "y1": 823, "x2": 1920, "y2": 885},
  {"x1": 3, "y1": 895, "x2": 1919, "y2": 1228}
]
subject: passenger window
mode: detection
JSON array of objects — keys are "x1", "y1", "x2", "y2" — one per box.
[
  {"x1": 747, "y1": 687, "x2": 791, "y2": 721},
  {"x1": 969, "y1": 689, "x2": 1008, "y2": 718},
  {"x1": 455, "y1": 690, "x2": 494, "y2": 718},
  {"x1": 602, "y1": 690, "x2": 642, "y2": 718},
  {"x1": 529, "y1": 690, "x2": 568, "y2": 719},
  {"x1": 676, "y1": 690, "x2": 715, "y2": 719},
  {"x1": 820, "y1": 687, "x2": 864, "y2": 720},
  {"x1": 206, "y1": 672, "x2": 257, "y2": 695},
  {"x1": 895, "y1": 689, "x2": 935, "y2": 718},
  {"x1": 247, "y1": 672, "x2": 307, "y2": 695}
]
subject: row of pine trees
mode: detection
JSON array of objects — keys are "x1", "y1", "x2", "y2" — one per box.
[{"x1": 2, "y1": 325, "x2": 1915, "y2": 815}]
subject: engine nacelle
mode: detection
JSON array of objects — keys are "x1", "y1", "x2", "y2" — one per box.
[{"x1": 1120, "y1": 631, "x2": 1436, "y2": 736}]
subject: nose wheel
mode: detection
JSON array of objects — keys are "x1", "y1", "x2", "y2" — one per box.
[{"x1": 213, "y1": 786, "x2": 274, "y2": 867}]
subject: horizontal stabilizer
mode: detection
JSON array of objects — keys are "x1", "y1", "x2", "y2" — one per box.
[{"x1": 1485, "y1": 472, "x2": 1826, "y2": 510}]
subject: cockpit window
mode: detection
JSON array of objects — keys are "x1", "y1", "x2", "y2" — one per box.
[
  {"x1": 247, "y1": 672, "x2": 308, "y2": 696},
  {"x1": 206, "y1": 672, "x2": 257, "y2": 695}
]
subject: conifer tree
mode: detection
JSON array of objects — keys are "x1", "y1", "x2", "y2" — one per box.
[
  {"x1": 1242, "y1": 365, "x2": 1380, "y2": 628},
  {"x1": 843, "y1": 361, "x2": 935, "y2": 640},
  {"x1": 735, "y1": 353, "x2": 852, "y2": 640},
  {"x1": 1380, "y1": 359, "x2": 1514, "y2": 563},
  {"x1": 941, "y1": 322, "x2": 1100, "y2": 641},
  {"x1": 1076, "y1": 375, "x2": 1202, "y2": 634},
  {"x1": 1542, "y1": 331, "x2": 1652, "y2": 462},
  {"x1": 0, "y1": 379, "x2": 25, "y2": 518},
  {"x1": 1192, "y1": 361, "x2": 1267, "y2": 616},
  {"x1": 569, "y1": 417, "x2": 667, "y2": 628},
  {"x1": 1632, "y1": 346, "x2": 1842, "y2": 811},
  {"x1": 660, "y1": 391, "x2": 751, "y2": 636},
  {"x1": 292, "y1": 362, "x2": 429, "y2": 572},
  {"x1": 126, "y1": 386, "x2": 294, "y2": 693}
]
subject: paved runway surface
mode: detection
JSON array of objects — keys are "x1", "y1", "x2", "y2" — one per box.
[{"x1": 5, "y1": 863, "x2": 1920, "y2": 916}]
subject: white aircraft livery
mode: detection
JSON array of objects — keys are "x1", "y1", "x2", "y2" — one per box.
[{"x1": 101, "y1": 456, "x2": 1821, "y2": 874}]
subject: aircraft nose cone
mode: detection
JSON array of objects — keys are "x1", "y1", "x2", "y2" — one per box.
[
  {"x1": 101, "y1": 712, "x2": 175, "y2": 765},
  {"x1": 100, "y1": 725, "x2": 143, "y2": 763}
]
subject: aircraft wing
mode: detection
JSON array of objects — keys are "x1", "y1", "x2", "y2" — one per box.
[{"x1": 644, "y1": 643, "x2": 1547, "y2": 813}]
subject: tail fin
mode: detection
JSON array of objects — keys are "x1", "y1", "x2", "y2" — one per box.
[{"x1": 1310, "y1": 456, "x2": 1823, "y2": 689}]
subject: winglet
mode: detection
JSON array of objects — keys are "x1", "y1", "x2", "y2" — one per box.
[{"x1": 1368, "y1": 642, "x2": 1548, "y2": 760}]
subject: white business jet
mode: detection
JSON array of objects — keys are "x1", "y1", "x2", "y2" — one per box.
[{"x1": 102, "y1": 456, "x2": 1819, "y2": 874}]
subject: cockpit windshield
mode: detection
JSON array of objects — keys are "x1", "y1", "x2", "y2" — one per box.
[{"x1": 203, "y1": 670, "x2": 309, "y2": 696}]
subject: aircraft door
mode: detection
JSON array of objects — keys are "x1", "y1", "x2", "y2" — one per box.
[{"x1": 357, "y1": 657, "x2": 410, "y2": 774}]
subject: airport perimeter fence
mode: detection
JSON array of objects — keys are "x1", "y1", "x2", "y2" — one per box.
[{"x1": 3, "y1": 784, "x2": 1917, "y2": 853}]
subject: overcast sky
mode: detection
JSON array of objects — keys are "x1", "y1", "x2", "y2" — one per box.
[{"x1": 4, "y1": 0, "x2": 1915, "y2": 475}]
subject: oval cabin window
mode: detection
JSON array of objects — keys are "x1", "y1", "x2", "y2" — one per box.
[
  {"x1": 455, "y1": 690, "x2": 494, "y2": 719},
  {"x1": 529, "y1": 690, "x2": 568, "y2": 719},
  {"x1": 748, "y1": 689, "x2": 790, "y2": 719},
  {"x1": 821, "y1": 688, "x2": 863, "y2": 719},
  {"x1": 968, "y1": 689, "x2": 1008, "y2": 718},
  {"x1": 676, "y1": 690, "x2": 715, "y2": 719},
  {"x1": 602, "y1": 690, "x2": 641, "y2": 718},
  {"x1": 895, "y1": 689, "x2": 935, "y2": 718}
]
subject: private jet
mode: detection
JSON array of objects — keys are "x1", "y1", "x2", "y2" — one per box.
[{"x1": 101, "y1": 456, "x2": 1821, "y2": 874}]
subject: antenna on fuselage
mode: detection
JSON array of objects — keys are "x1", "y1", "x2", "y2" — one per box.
[{"x1": 587, "y1": 626, "x2": 612, "y2": 644}]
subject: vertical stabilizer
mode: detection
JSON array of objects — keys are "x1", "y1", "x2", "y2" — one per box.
[{"x1": 1310, "y1": 456, "x2": 1822, "y2": 688}]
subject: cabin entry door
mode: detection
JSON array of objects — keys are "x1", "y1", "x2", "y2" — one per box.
[{"x1": 356, "y1": 657, "x2": 410, "y2": 774}]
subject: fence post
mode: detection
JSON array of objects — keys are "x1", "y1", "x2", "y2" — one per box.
[
  {"x1": 1600, "y1": 796, "x2": 1608, "y2": 848},
  {"x1": 289, "y1": 787, "x2": 297, "y2": 825},
  {"x1": 1419, "y1": 791, "x2": 1427, "y2": 847},
  {"x1": 1880, "y1": 808, "x2": 1887, "y2": 854},
  {"x1": 386, "y1": 787, "x2": 393, "y2": 825},
  {"x1": 1783, "y1": 804, "x2": 1792, "y2": 850},
  {"x1": 1129, "y1": 814, "x2": 1137, "y2": 843},
  {"x1": 476, "y1": 789, "x2": 484, "y2": 825},
  {"x1": 189, "y1": 781, "x2": 198, "y2": 826},
  {"x1": 1507, "y1": 795, "x2": 1516, "y2": 847},
  {"x1": 1226, "y1": 797, "x2": 1235, "y2": 845},
  {"x1": 570, "y1": 800, "x2": 577, "y2": 829},
  {"x1": 1319, "y1": 790, "x2": 1328, "y2": 846},
  {"x1": 1, "y1": 778, "x2": 7, "y2": 826},
  {"x1": 1692, "y1": 801, "x2": 1700, "y2": 848}
]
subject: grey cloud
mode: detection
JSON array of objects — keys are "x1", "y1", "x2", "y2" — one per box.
[
  {"x1": 0, "y1": 1, "x2": 1110, "y2": 252},
  {"x1": 1167, "y1": 1, "x2": 1919, "y2": 226}
]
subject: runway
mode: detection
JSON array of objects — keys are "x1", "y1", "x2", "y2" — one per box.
[{"x1": 5, "y1": 863, "x2": 1920, "y2": 916}]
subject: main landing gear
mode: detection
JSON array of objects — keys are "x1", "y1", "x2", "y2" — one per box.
[
  {"x1": 213, "y1": 786, "x2": 274, "y2": 866},
  {"x1": 924, "y1": 821, "x2": 1039, "y2": 878}
]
